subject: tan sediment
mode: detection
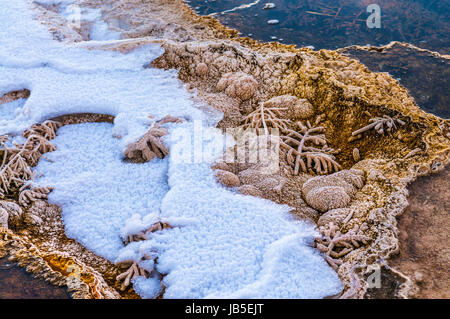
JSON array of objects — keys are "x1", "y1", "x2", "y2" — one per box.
[
  {"x1": 0, "y1": 89, "x2": 30, "y2": 105},
  {"x1": 2, "y1": 0, "x2": 448, "y2": 299}
]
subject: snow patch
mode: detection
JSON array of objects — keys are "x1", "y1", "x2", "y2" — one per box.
[
  {"x1": 0, "y1": 98, "x2": 27, "y2": 121},
  {"x1": 34, "y1": 123, "x2": 170, "y2": 261},
  {"x1": 132, "y1": 276, "x2": 163, "y2": 299},
  {"x1": 3, "y1": 0, "x2": 343, "y2": 299}
]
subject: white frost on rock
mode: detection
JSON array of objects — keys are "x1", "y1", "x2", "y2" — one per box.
[
  {"x1": 120, "y1": 213, "x2": 161, "y2": 241},
  {"x1": 115, "y1": 241, "x2": 145, "y2": 264},
  {"x1": 267, "y1": 19, "x2": 280, "y2": 25},
  {"x1": 59, "y1": 5, "x2": 121, "y2": 41},
  {"x1": 132, "y1": 276, "x2": 163, "y2": 299}
]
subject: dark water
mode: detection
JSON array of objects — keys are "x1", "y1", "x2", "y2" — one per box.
[
  {"x1": 0, "y1": 257, "x2": 70, "y2": 299},
  {"x1": 189, "y1": 0, "x2": 449, "y2": 52},
  {"x1": 342, "y1": 44, "x2": 450, "y2": 119},
  {"x1": 187, "y1": 0, "x2": 449, "y2": 118}
]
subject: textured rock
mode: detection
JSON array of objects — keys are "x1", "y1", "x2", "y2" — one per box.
[
  {"x1": 24, "y1": 203, "x2": 44, "y2": 226},
  {"x1": 237, "y1": 167, "x2": 287, "y2": 201},
  {"x1": 255, "y1": 177, "x2": 284, "y2": 196},
  {"x1": 196, "y1": 62, "x2": 208, "y2": 76},
  {"x1": 216, "y1": 72, "x2": 258, "y2": 100},
  {"x1": 214, "y1": 169, "x2": 241, "y2": 187},
  {"x1": 237, "y1": 185, "x2": 263, "y2": 197},
  {"x1": 333, "y1": 169, "x2": 365, "y2": 189},
  {"x1": 0, "y1": 208, "x2": 8, "y2": 228},
  {"x1": 296, "y1": 196, "x2": 320, "y2": 221},
  {"x1": 237, "y1": 168, "x2": 262, "y2": 185},
  {"x1": 264, "y1": 95, "x2": 315, "y2": 119},
  {"x1": 352, "y1": 148, "x2": 360, "y2": 162},
  {"x1": 211, "y1": 162, "x2": 232, "y2": 172},
  {"x1": 302, "y1": 170, "x2": 365, "y2": 213},
  {"x1": 303, "y1": 175, "x2": 356, "y2": 199},
  {"x1": 318, "y1": 208, "x2": 353, "y2": 228},
  {"x1": 305, "y1": 186, "x2": 351, "y2": 213},
  {"x1": 0, "y1": 200, "x2": 23, "y2": 228}
]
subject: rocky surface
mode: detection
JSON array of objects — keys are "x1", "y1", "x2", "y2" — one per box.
[{"x1": 1, "y1": 0, "x2": 448, "y2": 298}]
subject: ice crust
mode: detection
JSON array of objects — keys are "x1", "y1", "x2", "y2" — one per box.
[{"x1": 34, "y1": 123, "x2": 169, "y2": 260}]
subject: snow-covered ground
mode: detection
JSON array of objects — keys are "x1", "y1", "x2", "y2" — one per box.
[{"x1": 0, "y1": 0, "x2": 343, "y2": 298}]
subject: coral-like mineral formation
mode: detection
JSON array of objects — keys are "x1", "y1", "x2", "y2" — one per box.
[
  {"x1": 115, "y1": 258, "x2": 153, "y2": 291},
  {"x1": 124, "y1": 115, "x2": 182, "y2": 162},
  {"x1": 117, "y1": 219, "x2": 170, "y2": 291},
  {"x1": 243, "y1": 102, "x2": 292, "y2": 131},
  {"x1": 352, "y1": 115, "x2": 406, "y2": 137},
  {"x1": 315, "y1": 222, "x2": 371, "y2": 271},
  {"x1": 0, "y1": 120, "x2": 60, "y2": 200},
  {"x1": 242, "y1": 95, "x2": 315, "y2": 131},
  {"x1": 19, "y1": 187, "x2": 54, "y2": 207},
  {"x1": 281, "y1": 117, "x2": 341, "y2": 175}
]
